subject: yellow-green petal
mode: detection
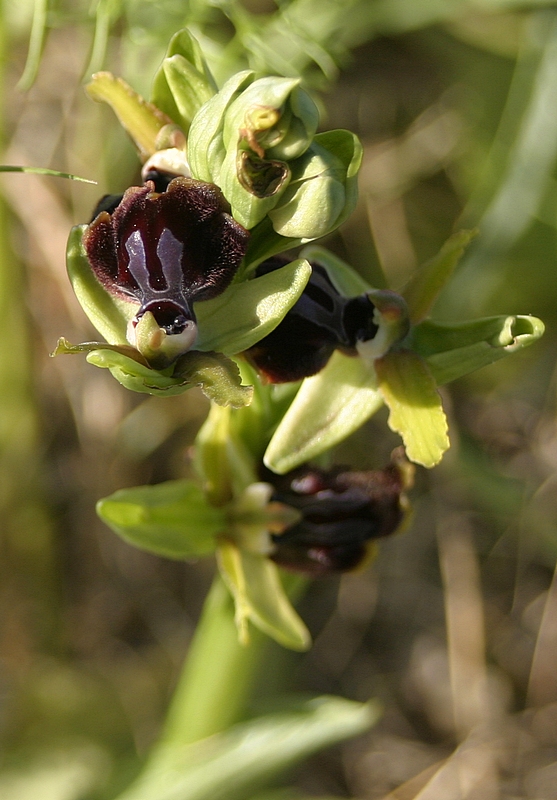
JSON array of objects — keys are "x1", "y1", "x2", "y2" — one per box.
[
  {"x1": 375, "y1": 350, "x2": 449, "y2": 468},
  {"x1": 86, "y1": 72, "x2": 171, "y2": 160}
]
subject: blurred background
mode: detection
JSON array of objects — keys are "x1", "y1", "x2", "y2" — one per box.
[{"x1": 2, "y1": 1, "x2": 557, "y2": 798}]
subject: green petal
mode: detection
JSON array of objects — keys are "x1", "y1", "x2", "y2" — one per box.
[
  {"x1": 375, "y1": 350, "x2": 449, "y2": 468},
  {"x1": 195, "y1": 259, "x2": 311, "y2": 355},
  {"x1": 264, "y1": 351, "x2": 383, "y2": 475},
  {"x1": 217, "y1": 541, "x2": 311, "y2": 651},
  {"x1": 407, "y1": 315, "x2": 545, "y2": 385},
  {"x1": 85, "y1": 347, "x2": 253, "y2": 407},
  {"x1": 86, "y1": 72, "x2": 170, "y2": 159},
  {"x1": 160, "y1": 56, "x2": 217, "y2": 131},
  {"x1": 151, "y1": 29, "x2": 217, "y2": 131},
  {"x1": 51, "y1": 337, "x2": 147, "y2": 364},
  {"x1": 401, "y1": 229, "x2": 478, "y2": 324},
  {"x1": 97, "y1": 480, "x2": 224, "y2": 559},
  {"x1": 66, "y1": 225, "x2": 134, "y2": 345}
]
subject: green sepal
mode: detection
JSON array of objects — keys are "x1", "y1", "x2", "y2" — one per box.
[
  {"x1": 300, "y1": 245, "x2": 372, "y2": 296},
  {"x1": 66, "y1": 224, "x2": 135, "y2": 345},
  {"x1": 188, "y1": 70, "x2": 256, "y2": 183},
  {"x1": 86, "y1": 72, "x2": 171, "y2": 160},
  {"x1": 264, "y1": 350, "x2": 383, "y2": 475},
  {"x1": 195, "y1": 258, "x2": 311, "y2": 354},
  {"x1": 241, "y1": 217, "x2": 301, "y2": 276},
  {"x1": 402, "y1": 229, "x2": 478, "y2": 324},
  {"x1": 407, "y1": 314, "x2": 545, "y2": 385},
  {"x1": 217, "y1": 541, "x2": 311, "y2": 651},
  {"x1": 83, "y1": 347, "x2": 253, "y2": 407},
  {"x1": 268, "y1": 130, "x2": 362, "y2": 240},
  {"x1": 151, "y1": 29, "x2": 218, "y2": 132},
  {"x1": 375, "y1": 350, "x2": 449, "y2": 468},
  {"x1": 96, "y1": 480, "x2": 225, "y2": 559}
]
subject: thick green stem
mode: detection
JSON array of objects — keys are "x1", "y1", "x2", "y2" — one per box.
[{"x1": 152, "y1": 574, "x2": 268, "y2": 753}]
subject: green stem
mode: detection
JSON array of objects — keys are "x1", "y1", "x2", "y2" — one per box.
[{"x1": 151, "y1": 574, "x2": 267, "y2": 753}]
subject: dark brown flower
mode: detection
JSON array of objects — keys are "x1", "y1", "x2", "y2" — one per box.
[
  {"x1": 267, "y1": 452, "x2": 412, "y2": 575},
  {"x1": 244, "y1": 257, "x2": 378, "y2": 383},
  {"x1": 83, "y1": 176, "x2": 249, "y2": 338}
]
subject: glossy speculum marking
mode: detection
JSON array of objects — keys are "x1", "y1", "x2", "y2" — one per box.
[{"x1": 84, "y1": 176, "x2": 249, "y2": 338}]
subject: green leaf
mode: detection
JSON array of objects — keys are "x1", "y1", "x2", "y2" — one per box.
[
  {"x1": 151, "y1": 29, "x2": 217, "y2": 131},
  {"x1": 0, "y1": 165, "x2": 96, "y2": 183},
  {"x1": 97, "y1": 480, "x2": 224, "y2": 559},
  {"x1": 407, "y1": 315, "x2": 545, "y2": 385},
  {"x1": 66, "y1": 224, "x2": 135, "y2": 345},
  {"x1": 118, "y1": 695, "x2": 379, "y2": 800},
  {"x1": 375, "y1": 350, "x2": 449, "y2": 468},
  {"x1": 195, "y1": 259, "x2": 312, "y2": 355},
  {"x1": 86, "y1": 72, "x2": 171, "y2": 159},
  {"x1": 401, "y1": 229, "x2": 478, "y2": 324},
  {"x1": 217, "y1": 542, "x2": 311, "y2": 651},
  {"x1": 17, "y1": 0, "x2": 48, "y2": 91},
  {"x1": 264, "y1": 350, "x2": 383, "y2": 475}
]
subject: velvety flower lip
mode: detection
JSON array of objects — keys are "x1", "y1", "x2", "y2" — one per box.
[
  {"x1": 244, "y1": 257, "x2": 378, "y2": 383},
  {"x1": 83, "y1": 176, "x2": 249, "y2": 344},
  {"x1": 267, "y1": 452, "x2": 412, "y2": 575}
]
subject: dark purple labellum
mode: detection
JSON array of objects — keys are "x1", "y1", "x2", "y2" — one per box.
[
  {"x1": 267, "y1": 459, "x2": 409, "y2": 575},
  {"x1": 244, "y1": 257, "x2": 378, "y2": 383},
  {"x1": 83, "y1": 177, "x2": 249, "y2": 338}
]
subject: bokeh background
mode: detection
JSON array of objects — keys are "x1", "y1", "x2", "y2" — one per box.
[{"x1": 2, "y1": 1, "x2": 557, "y2": 798}]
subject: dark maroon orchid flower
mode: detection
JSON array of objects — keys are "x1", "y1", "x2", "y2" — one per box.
[
  {"x1": 84, "y1": 176, "x2": 249, "y2": 350},
  {"x1": 267, "y1": 454, "x2": 411, "y2": 575},
  {"x1": 244, "y1": 256, "x2": 378, "y2": 383}
]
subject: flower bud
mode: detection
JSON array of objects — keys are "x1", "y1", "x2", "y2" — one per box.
[
  {"x1": 268, "y1": 452, "x2": 413, "y2": 575},
  {"x1": 188, "y1": 74, "x2": 320, "y2": 230},
  {"x1": 221, "y1": 77, "x2": 318, "y2": 162},
  {"x1": 245, "y1": 256, "x2": 377, "y2": 383},
  {"x1": 268, "y1": 131, "x2": 362, "y2": 240}
]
